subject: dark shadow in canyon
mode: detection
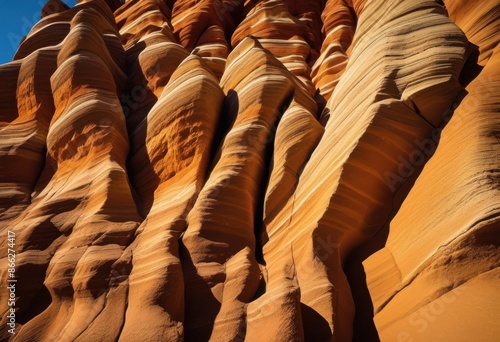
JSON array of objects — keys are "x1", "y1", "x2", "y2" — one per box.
[
  {"x1": 301, "y1": 303, "x2": 333, "y2": 341},
  {"x1": 122, "y1": 40, "x2": 159, "y2": 218},
  {"x1": 179, "y1": 241, "x2": 223, "y2": 342},
  {"x1": 254, "y1": 87, "x2": 296, "y2": 265}
]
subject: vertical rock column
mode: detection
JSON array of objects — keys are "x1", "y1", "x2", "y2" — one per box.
[
  {"x1": 115, "y1": 0, "x2": 187, "y2": 215},
  {"x1": 119, "y1": 56, "x2": 224, "y2": 342},
  {"x1": 0, "y1": 60, "x2": 32, "y2": 226},
  {"x1": 245, "y1": 45, "x2": 325, "y2": 342},
  {"x1": 261, "y1": 0, "x2": 469, "y2": 340},
  {"x1": 1, "y1": 6, "x2": 141, "y2": 341},
  {"x1": 180, "y1": 37, "x2": 295, "y2": 341},
  {"x1": 363, "y1": 0, "x2": 500, "y2": 340}
]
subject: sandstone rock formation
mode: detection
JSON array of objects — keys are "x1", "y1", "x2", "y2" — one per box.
[{"x1": 0, "y1": 0, "x2": 498, "y2": 341}]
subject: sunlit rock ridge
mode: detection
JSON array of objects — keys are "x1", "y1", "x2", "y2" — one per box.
[{"x1": 0, "y1": 0, "x2": 499, "y2": 341}]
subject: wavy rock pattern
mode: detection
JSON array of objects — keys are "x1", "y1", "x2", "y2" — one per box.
[
  {"x1": 0, "y1": 0, "x2": 498, "y2": 341},
  {"x1": 362, "y1": 1, "x2": 500, "y2": 340}
]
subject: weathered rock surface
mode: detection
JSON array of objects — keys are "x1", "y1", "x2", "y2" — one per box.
[{"x1": 0, "y1": 0, "x2": 498, "y2": 341}]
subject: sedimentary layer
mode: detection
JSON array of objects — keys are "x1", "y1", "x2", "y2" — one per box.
[{"x1": 0, "y1": 0, "x2": 498, "y2": 341}]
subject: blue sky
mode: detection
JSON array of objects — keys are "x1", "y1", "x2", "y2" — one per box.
[{"x1": 0, "y1": 0, "x2": 77, "y2": 64}]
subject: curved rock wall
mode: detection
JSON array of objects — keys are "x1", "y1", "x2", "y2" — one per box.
[{"x1": 0, "y1": 0, "x2": 498, "y2": 341}]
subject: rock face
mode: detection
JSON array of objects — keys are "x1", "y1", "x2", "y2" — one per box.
[{"x1": 0, "y1": 0, "x2": 498, "y2": 341}]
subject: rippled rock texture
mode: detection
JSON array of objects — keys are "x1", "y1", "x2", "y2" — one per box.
[{"x1": 0, "y1": 0, "x2": 499, "y2": 341}]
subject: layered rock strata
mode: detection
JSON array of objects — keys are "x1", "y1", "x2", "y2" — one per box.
[{"x1": 0, "y1": 0, "x2": 498, "y2": 341}]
